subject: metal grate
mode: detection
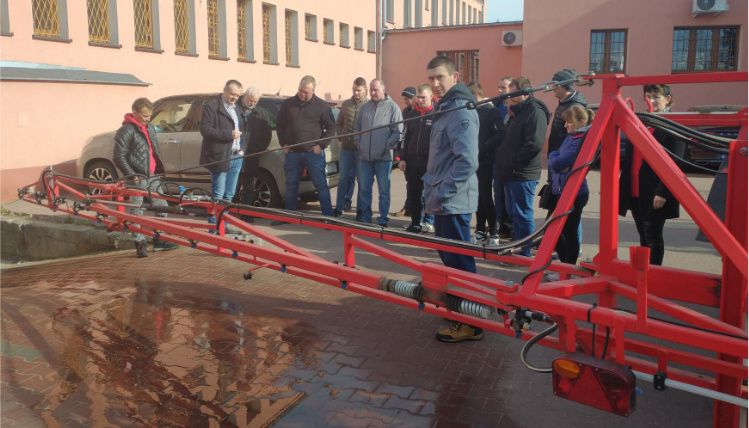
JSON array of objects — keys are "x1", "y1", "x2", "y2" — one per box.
[
  {"x1": 32, "y1": 0, "x2": 60, "y2": 37},
  {"x1": 262, "y1": 4, "x2": 271, "y2": 62},
  {"x1": 237, "y1": 0, "x2": 246, "y2": 60},
  {"x1": 134, "y1": 0, "x2": 154, "y2": 48},
  {"x1": 174, "y1": 0, "x2": 189, "y2": 52},
  {"x1": 305, "y1": 14, "x2": 312, "y2": 40},
  {"x1": 207, "y1": 0, "x2": 219, "y2": 56},
  {"x1": 285, "y1": 11, "x2": 293, "y2": 64},
  {"x1": 323, "y1": 19, "x2": 330, "y2": 43},
  {"x1": 87, "y1": 0, "x2": 110, "y2": 43}
]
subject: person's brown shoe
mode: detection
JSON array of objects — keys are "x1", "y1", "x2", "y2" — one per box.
[
  {"x1": 393, "y1": 208, "x2": 407, "y2": 217},
  {"x1": 435, "y1": 323, "x2": 484, "y2": 343}
]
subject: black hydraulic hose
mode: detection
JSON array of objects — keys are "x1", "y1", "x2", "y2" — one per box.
[{"x1": 520, "y1": 319, "x2": 559, "y2": 373}]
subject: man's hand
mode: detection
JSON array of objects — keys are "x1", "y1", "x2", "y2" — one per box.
[
  {"x1": 312, "y1": 145, "x2": 322, "y2": 155},
  {"x1": 283, "y1": 148, "x2": 290, "y2": 154},
  {"x1": 398, "y1": 160, "x2": 406, "y2": 172},
  {"x1": 653, "y1": 195, "x2": 666, "y2": 210},
  {"x1": 232, "y1": 130, "x2": 242, "y2": 139}
]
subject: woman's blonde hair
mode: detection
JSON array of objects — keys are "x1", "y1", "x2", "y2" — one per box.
[{"x1": 561, "y1": 105, "x2": 595, "y2": 126}]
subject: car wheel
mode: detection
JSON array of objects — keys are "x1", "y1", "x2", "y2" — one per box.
[
  {"x1": 85, "y1": 160, "x2": 119, "y2": 195},
  {"x1": 253, "y1": 170, "x2": 282, "y2": 208}
]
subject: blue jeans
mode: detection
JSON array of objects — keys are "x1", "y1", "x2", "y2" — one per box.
[
  {"x1": 284, "y1": 151, "x2": 333, "y2": 216},
  {"x1": 357, "y1": 159, "x2": 391, "y2": 225},
  {"x1": 503, "y1": 179, "x2": 538, "y2": 257},
  {"x1": 210, "y1": 154, "x2": 243, "y2": 201},
  {"x1": 434, "y1": 214, "x2": 476, "y2": 273},
  {"x1": 335, "y1": 148, "x2": 358, "y2": 211},
  {"x1": 129, "y1": 177, "x2": 168, "y2": 243}
]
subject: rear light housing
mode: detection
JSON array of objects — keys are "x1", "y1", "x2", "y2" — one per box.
[{"x1": 552, "y1": 353, "x2": 637, "y2": 417}]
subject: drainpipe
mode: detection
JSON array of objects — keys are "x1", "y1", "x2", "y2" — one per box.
[{"x1": 376, "y1": 0, "x2": 382, "y2": 79}]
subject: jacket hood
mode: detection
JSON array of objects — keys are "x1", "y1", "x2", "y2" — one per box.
[
  {"x1": 561, "y1": 91, "x2": 588, "y2": 107},
  {"x1": 437, "y1": 82, "x2": 475, "y2": 108},
  {"x1": 511, "y1": 96, "x2": 552, "y2": 122},
  {"x1": 122, "y1": 113, "x2": 147, "y2": 128}
]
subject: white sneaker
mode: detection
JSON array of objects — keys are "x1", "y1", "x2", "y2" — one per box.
[
  {"x1": 421, "y1": 223, "x2": 435, "y2": 233},
  {"x1": 546, "y1": 272, "x2": 560, "y2": 282},
  {"x1": 471, "y1": 231, "x2": 487, "y2": 244},
  {"x1": 487, "y1": 234, "x2": 500, "y2": 246}
]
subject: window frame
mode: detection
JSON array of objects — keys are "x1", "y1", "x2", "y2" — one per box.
[
  {"x1": 237, "y1": 0, "x2": 254, "y2": 62},
  {"x1": 1, "y1": 0, "x2": 10, "y2": 36},
  {"x1": 437, "y1": 49, "x2": 479, "y2": 83},
  {"x1": 589, "y1": 29, "x2": 628, "y2": 75},
  {"x1": 322, "y1": 18, "x2": 334, "y2": 45},
  {"x1": 304, "y1": 13, "x2": 317, "y2": 42},
  {"x1": 207, "y1": 0, "x2": 227, "y2": 59},
  {"x1": 339, "y1": 22, "x2": 349, "y2": 48},
  {"x1": 386, "y1": 0, "x2": 394, "y2": 24},
  {"x1": 173, "y1": 0, "x2": 196, "y2": 56},
  {"x1": 32, "y1": 0, "x2": 70, "y2": 42},
  {"x1": 87, "y1": 0, "x2": 120, "y2": 47},
  {"x1": 262, "y1": 3, "x2": 278, "y2": 64},
  {"x1": 285, "y1": 9, "x2": 298, "y2": 66},
  {"x1": 671, "y1": 26, "x2": 740, "y2": 73},
  {"x1": 134, "y1": 0, "x2": 161, "y2": 53},
  {"x1": 403, "y1": 0, "x2": 411, "y2": 28},
  {"x1": 353, "y1": 26, "x2": 363, "y2": 51},
  {"x1": 367, "y1": 30, "x2": 376, "y2": 53}
]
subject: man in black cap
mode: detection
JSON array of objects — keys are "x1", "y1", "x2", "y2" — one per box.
[
  {"x1": 394, "y1": 86, "x2": 418, "y2": 217},
  {"x1": 548, "y1": 68, "x2": 588, "y2": 157}
]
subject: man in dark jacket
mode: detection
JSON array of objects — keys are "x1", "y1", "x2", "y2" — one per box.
[
  {"x1": 275, "y1": 75, "x2": 336, "y2": 220},
  {"x1": 237, "y1": 87, "x2": 272, "y2": 213},
  {"x1": 393, "y1": 86, "x2": 417, "y2": 218},
  {"x1": 398, "y1": 83, "x2": 435, "y2": 233},
  {"x1": 467, "y1": 82, "x2": 504, "y2": 245},
  {"x1": 548, "y1": 68, "x2": 588, "y2": 155},
  {"x1": 496, "y1": 77, "x2": 551, "y2": 256},
  {"x1": 113, "y1": 97, "x2": 178, "y2": 257},
  {"x1": 199, "y1": 79, "x2": 244, "y2": 202},
  {"x1": 333, "y1": 77, "x2": 368, "y2": 217}
]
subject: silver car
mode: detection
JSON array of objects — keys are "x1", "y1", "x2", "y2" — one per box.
[{"x1": 76, "y1": 94, "x2": 340, "y2": 207}]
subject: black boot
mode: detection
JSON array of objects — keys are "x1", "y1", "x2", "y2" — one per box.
[
  {"x1": 355, "y1": 210, "x2": 363, "y2": 222},
  {"x1": 153, "y1": 238, "x2": 178, "y2": 252},
  {"x1": 135, "y1": 241, "x2": 149, "y2": 258}
]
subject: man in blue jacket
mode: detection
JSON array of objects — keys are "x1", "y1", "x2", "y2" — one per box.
[
  {"x1": 353, "y1": 79, "x2": 403, "y2": 227},
  {"x1": 423, "y1": 56, "x2": 481, "y2": 343}
]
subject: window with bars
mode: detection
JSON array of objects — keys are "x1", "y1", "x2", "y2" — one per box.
[
  {"x1": 305, "y1": 14, "x2": 317, "y2": 41},
  {"x1": 431, "y1": 0, "x2": 439, "y2": 27},
  {"x1": 403, "y1": 0, "x2": 411, "y2": 27},
  {"x1": 323, "y1": 18, "x2": 334, "y2": 44},
  {"x1": 262, "y1": 4, "x2": 277, "y2": 63},
  {"x1": 589, "y1": 29, "x2": 627, "y2": 74},
  {"x1": 237, "y1": 0, "x2": 253, "y2": 61},
  {"x1": 437, "y1": 50, "x2": 479, "y2": 83},
  {"x1": 354, "y1": 27, "x2": 363, "y2": 50},
  {"x1": 134, "y1": 0, "x2": 153, "y2": 48},
  {"x1": 207, "y1": 0, "x2": 226, "y2": 58},
  {"x1": 285, "y1": 10, "x2": 298, "y2": 65},
  {"x1": 386, "y1": 0, "x2": 394, "y2": 23},
  {"x1": 415, "y1": 0, "x2": 422, "y2": 28},
  {"x1": 672, "y1": 26, "x2": 739, "y2": 73},
  {"x1": 173, "y1": 0, "x2": 195, "y2": 54},
  {"x1": 339, "y1": 22, "x2": 349, "y2": 47},
  {"x1": 32, "y1": 0, "x2": 69, "y2": 40},
  {"x1": 87, "y1": 0, "x2": 109, "y2": 43}
]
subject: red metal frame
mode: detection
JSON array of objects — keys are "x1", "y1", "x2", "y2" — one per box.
[{"x1": 20, "y1": 72, "x2": 747, "y2": 427}]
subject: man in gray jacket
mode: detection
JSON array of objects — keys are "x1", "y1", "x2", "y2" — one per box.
[
  {"x1": 423, "y1": 56, "x2": 482, "y2": 343},
  {"x1": 354, "y1": 79, "x2": 403, "y2": 227}
]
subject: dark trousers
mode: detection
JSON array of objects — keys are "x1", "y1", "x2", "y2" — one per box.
[
  {"x1": 405, "y1": 158, "x2": 428, "y2": 227},
  {"x1": 434, "y1": 214, "x2": 477, "y2": 273},
  {"x1": 476, "y1": 161, "x2": 497, "y2": 234},
  {"x1": 554, "y1": 193, "x2": 588, "y2": 264},
  {"x1": 239, "y1": 172, "x2": 256, "y2": 206},
  {"x1": 629, "y1": 198, "x2": 667, "y2": 266}
]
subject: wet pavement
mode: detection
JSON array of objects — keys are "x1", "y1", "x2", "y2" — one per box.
[{"x1": 1, "y1": 243, "x2": 716, "y2": 427}]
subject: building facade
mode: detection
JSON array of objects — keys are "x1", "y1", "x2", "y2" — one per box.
[{"x1": 0, "y1": 0, "x2": 485, "y2": 200}]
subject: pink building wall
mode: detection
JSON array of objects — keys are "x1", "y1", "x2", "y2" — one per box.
[
  {"x1": 1, "y1": 0, "x2": 378, "y2": 201},
  {"x1": 521, "y1": 0, "x2": 748, "y2": 114},
  {"x1": 382, "y1": 22, "x2": 523, "y2": 111}
]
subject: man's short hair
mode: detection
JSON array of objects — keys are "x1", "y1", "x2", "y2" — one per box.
[
  {"x1": 132, "y1": 97, "x2": 153, "y2": 112},
  {"x1": 371, "y1": 78, "x2": 385, "y2": 88},
  {"x1": 427, "y1": 55, "x2": 455, "y2": 74},
  {"x1": 224, "y1": 79, "x2": 243, "y2": 91},
  {"x1": 501, "y1": 76, "x2": 513, "y2": 83},
  {"x1": 353, "y1": 77, "x2": 367, "y2": 87},
  {"x1": 467, "y1": 81, "x2": 483, "y2": 98},
  {"x1": 511, "y1": 77, "x2": 532, "y2": 91},
  {"x1": 300, "y1": 75, "x2": 316, "y2": 89},
  {"x1": 416, "y1": 83, "x2": 431, "y2": 94},
  {"x1": 245, "y1": 87, "x2": 261, "y2": 96}
]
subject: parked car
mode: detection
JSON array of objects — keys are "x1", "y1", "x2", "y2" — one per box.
[{"x1": 76, "y1": 94, "x2": 340, "y2": 208}]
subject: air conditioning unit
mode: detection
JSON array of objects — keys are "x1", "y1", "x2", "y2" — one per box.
[
  {"x1": 692, "y1": 0, "x2": 729, "y2": 14},
  {"x1": 502, "y1": 30, "x2": 522, "y2": 47}
]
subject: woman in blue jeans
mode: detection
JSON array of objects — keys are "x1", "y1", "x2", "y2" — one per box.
[{"x1": 548, "y1": 105, "x2": 592, "y2": 266}]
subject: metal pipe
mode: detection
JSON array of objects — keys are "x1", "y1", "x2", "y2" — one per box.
[{"x1": 632, "y1": 370, "x2": 748, "y2": 408}]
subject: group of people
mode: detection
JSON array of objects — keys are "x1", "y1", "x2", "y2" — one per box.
[{"x1": 114, "y1": 60, "x2": 685, "y2": 344}]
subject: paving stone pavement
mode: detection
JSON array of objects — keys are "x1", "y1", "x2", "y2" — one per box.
[{"x1": 0, "y1": 168, "x2": 732, "y2": 427}]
